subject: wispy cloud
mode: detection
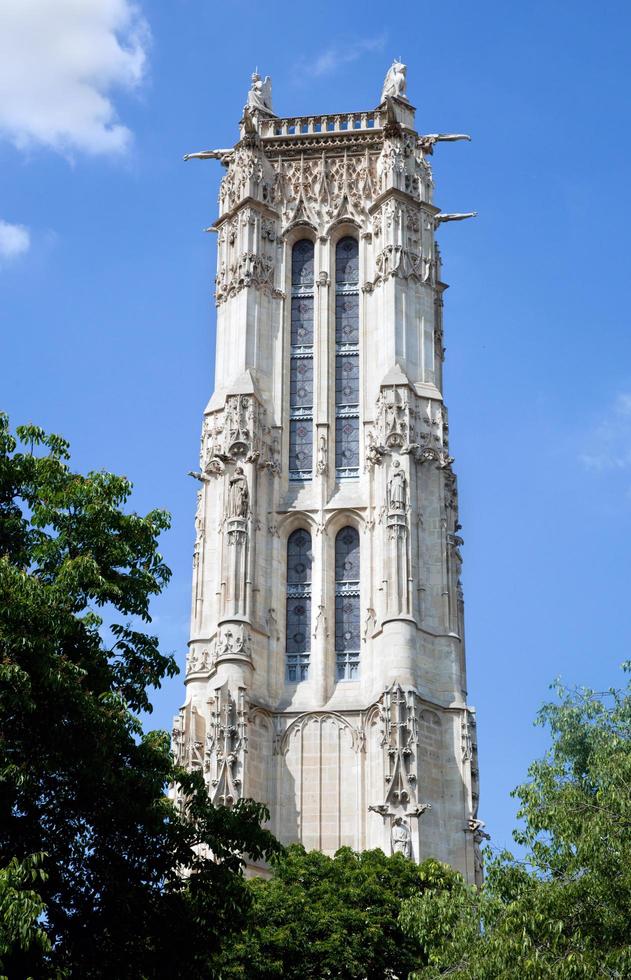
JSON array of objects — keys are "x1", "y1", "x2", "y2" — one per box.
[
  {"x1": 0, "y1": 219, "x2": 30, "y2": 262},
  {"x1": 0, "y1": 0, "x2": 150, "y2": 157},
  {"x1": 579, "y1": 393, "x2": 631, "y2": 470},
  {"x1": 0, "y1": 1, "x2": 151, "y2": 268},
  {"x1": 301, "y1": 35, "x2": 387, "y2": 79}
]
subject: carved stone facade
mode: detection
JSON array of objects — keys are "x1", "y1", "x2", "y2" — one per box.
[{"x1": 176, "y1": 66, "x2": 483, "y2": 883}]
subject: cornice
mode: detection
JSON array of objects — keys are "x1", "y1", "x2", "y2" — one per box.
[
  {"x1": 369, "y1": 188, "x2": 440, "y2": 215},
  {"x1": 212, "y1": 195, "x2": 279, "y2": 230}
]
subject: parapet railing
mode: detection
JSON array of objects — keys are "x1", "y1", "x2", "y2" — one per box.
[{"x1": 258, "y1": 110, "x2": 384, "y2": 138}]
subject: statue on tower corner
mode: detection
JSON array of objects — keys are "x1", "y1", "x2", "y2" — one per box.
[
  {"x1": 387, "y1": 460, "x2": 407, "y2": 513},
  {"x1": 391, "y1": 816, "x2": 412, "y2": 858},
  {"x1": 246, "y1": 71, "x2": 274, "y2": 114},
  {"x1": 228, "y1": 466, "x2": 249, "y2": 519},
  {"x1": 381, "y1": 60, "x2": 408, "y2": 103}
]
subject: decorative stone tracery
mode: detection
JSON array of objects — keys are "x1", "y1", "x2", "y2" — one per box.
[{"x1": 205, "y1": 684, "x2": 249, "y2": 806}]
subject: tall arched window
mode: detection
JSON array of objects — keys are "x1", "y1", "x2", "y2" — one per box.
[
  {"x1": 286, "y1": 529, "x2": 312, "y2": 681},
  {"x1": 289, "y1": 240, "x2": 314, "y2": 479},
  {"x1": 335, "y1": 237, "x2": 360, "y2": 478},
  {"x1": 335, "y1": 526, "x2": 360, "y2": 680}
]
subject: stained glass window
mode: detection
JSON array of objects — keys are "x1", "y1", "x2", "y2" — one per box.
[
  {"x1": 286, "y1": 529, "x2": 312, "y2": 681},
  {"x1": 289, "y1": 240, "x2": 314, "y2": 479},
  {"x1": 335, "y1": 238, "x2": 359, "y2": 477},
  {"x1": 335, "y1": 527, "x2": 360, "y2": 680},
  {"x1": 335, "y1": 238, "x2": 359, "y2": 285}
]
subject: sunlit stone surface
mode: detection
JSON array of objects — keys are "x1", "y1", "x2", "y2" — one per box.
[{"x1": 174, "y1": 64, "x2": 484, "y2": 883}]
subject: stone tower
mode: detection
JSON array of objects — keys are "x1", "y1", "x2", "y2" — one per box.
[{"x1": 174, "y1": 63, "x2": 485, "y2": 883}]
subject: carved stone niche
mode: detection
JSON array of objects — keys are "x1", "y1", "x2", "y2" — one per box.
[
  {"x1": 386, "y1": 460, "x2": 408, "y2": 531},
  {"x1": 218, "y1": 137, "x2": 276, "y2": 217},
  {"x1": 215, "y1": 250, "x2": 275, "y2": 306},
  {"x1": 201, "y1": 393, "x2": 278, "y2": 476},
  {"x1": 225, "y1": 464, "x2": 249, "y2": 546},
  {"x1": 375, "y1": 385, "x2": 410, "y2": 451}
]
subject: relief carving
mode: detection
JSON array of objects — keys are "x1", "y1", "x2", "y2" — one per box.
[
  {"x1": 368, "y1": 685, "x2": 432, "y2": 845},
  {"x1": 201, "y1": 394, "x2": 278, "y2": 476},
  {"x1": 373, "y1": 244, "x2": 433, "y2": 286},
  {"x1": 215, "y1": 250, "x2": 275, "y2": 304},
  {"x1": 186, "y1": 643, "x2": 216, "y2": 676},
  {"x1": 206, "y1": 684, "x2": 249, "y2": 807},
  {"x1": 216, "y1": 624, "x2": 253, "y2": 664},
  {"x1": 366, "y1": 386, "x2": 454, "y2": 469}
]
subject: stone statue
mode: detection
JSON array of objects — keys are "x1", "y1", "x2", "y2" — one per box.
[
  {"x1": 381, "y1": 61, "x2": 407, "y2": 103},
  {"x1": 363, "y1": 607, "x2": 376, "y2": 642},
  {"x1": 247, "y1": 71, "x2": 273, "y2": 114},
  {"x1": 316, "y1": 434, "x2": 327, "y2": 475},
  {"x1": 391, "y1": 816, "x2": 411, "y2": 857},
  {"x1": 227, "y1": 466, "x2": 249, "y2": 519},
  {"x1": 313, "y1": 604, "x2": 327, "y2": 639},
  {"x1": 194, "y1": 490, "x2": 203, "y2": 537},
  {"x1": 387, "y1": 460, "x2": 407, "y2": 512},
  {"x1": 266, "y1": 608, "x2": 279, "y2": 641}
]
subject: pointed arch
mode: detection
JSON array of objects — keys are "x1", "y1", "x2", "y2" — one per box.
[
  {"x1": 285, "y1": 528, "x2": 313, "y2": 681},
  {"x1": 335, "y1": 525, "x2": 360, "y2": 680},
  {"x1": 334, "y1": 236, "x2": 360, "y2": 478},
  {"x1": 289, "y1": 239, "x2": 315, "y2": 479}
]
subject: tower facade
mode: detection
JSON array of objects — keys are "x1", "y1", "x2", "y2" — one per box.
[{"x1": 174, "y1": 64, "x2": 484, "y2": 883}]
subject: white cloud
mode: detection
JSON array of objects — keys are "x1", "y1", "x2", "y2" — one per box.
[
  {"x1": 304, "y1": 36, "x2": 387, "y2": 79},
  {"x1": 579, "y1": 393, "x2": 631, "y2": 470},
  {"x1": 0, "y1": 0, "x2": 149, "y2": 157},
  {"x1": 0, "y1": 219, "x2": 30, "y2": 261}
]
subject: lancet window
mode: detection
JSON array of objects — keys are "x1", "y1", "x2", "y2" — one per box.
[
  {"x1": 335, "y1": 237, "x2": 360, "y2": 478},
  {"x1": 286, "y1": 529, "x2": 313, "y2": 682},
  {"x1": 289, "y1": 240, "x2": 314, "y2": 479},
  {"x1": 335, "y1": 526, "x2": 360, "y2": 680}
]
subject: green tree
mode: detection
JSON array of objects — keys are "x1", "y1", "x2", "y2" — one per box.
[
  {"x1": 400, "y1": 668, "x2": 631, "y2": 978},
  {"x1": 0, "y1": 853, "x2": 53, "y2": 980},
  {"x1": 0, "y1": 415, "x2": 279, "y2": 979},
  {"x1": 218, "y1": 843, "x2": 463, "y2": 979}
]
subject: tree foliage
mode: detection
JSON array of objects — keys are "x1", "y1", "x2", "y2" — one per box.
[
  {"x1": 218, "y1": 843, "x2": 463, "y2": 979},
  {"x1": 400, "y1": 669, "x2": 631, "y2": 978},
  {"x1": 0, "y1": 415, "x2": 279, "y2": 978}
]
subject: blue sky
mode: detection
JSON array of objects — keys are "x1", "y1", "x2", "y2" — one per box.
[{"x1": 2, "y1": 0, "x2": 631, "y2": 855}]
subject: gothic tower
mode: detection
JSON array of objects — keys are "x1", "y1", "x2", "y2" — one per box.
[{"x1": 174, "y1": 63, "x2": 485, "y2": 883}]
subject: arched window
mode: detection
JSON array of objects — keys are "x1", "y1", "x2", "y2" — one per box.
[
  {"x1": 335, "y1": 237, "x2": 360, "y2": 478},
  {"x1": 286, "y1": 529, "x2": 312, "y2": 681},
  {"x1": 335, "y1": 526, "x2": 360, "y2": 680},
  {"x1": 289, "y1": 240, "x2": 314, "y2": 479}
]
